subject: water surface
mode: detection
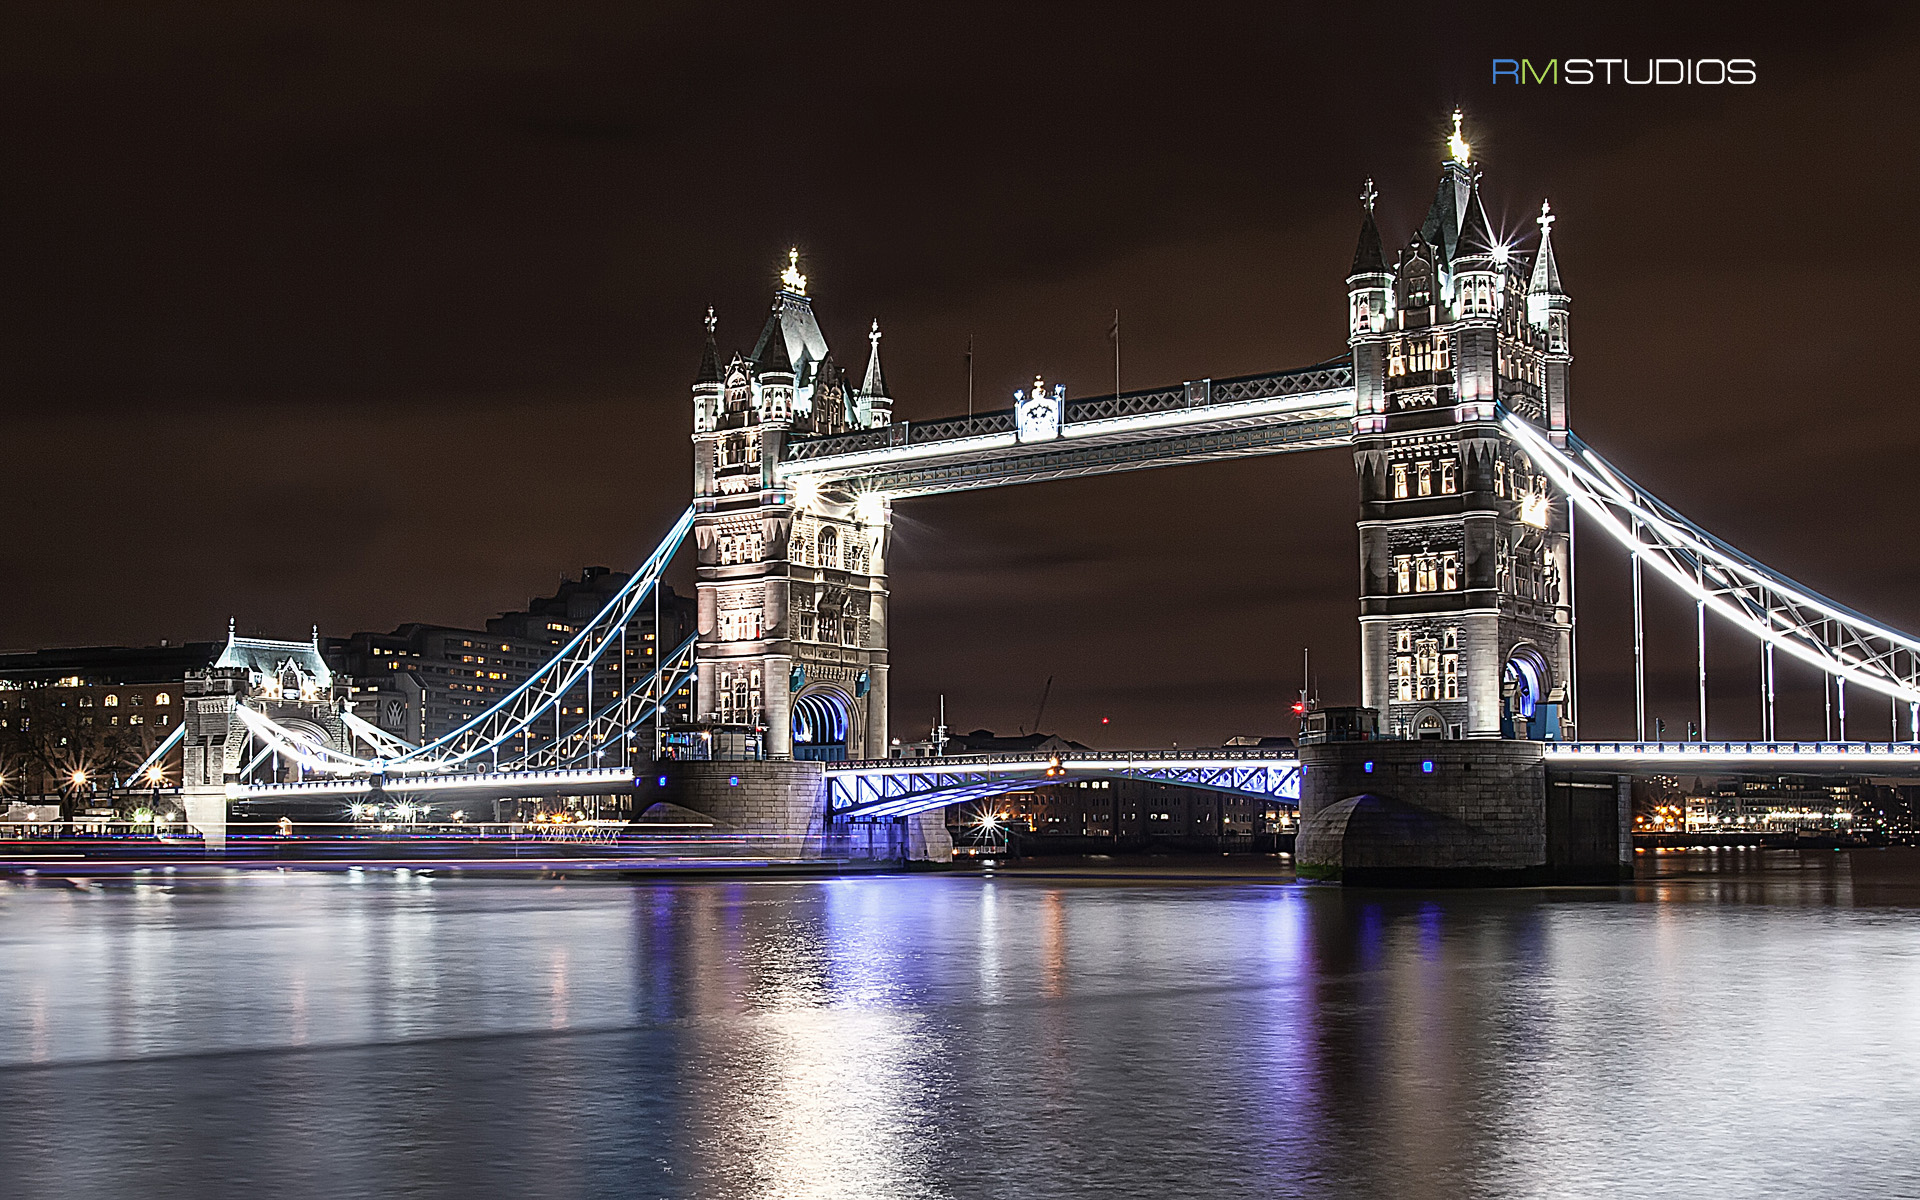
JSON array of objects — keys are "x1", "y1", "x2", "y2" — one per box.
[{"x1": 2, "y1": 853, "x2": 1918, "y2": 1199}]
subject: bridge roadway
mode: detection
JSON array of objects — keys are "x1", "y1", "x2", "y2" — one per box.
[
  {"x1": 216, "y1": 741, "x2": 1920, "y2": 812},
  {"x1": 779, "y1": 361, "x2": 1355, "y2": 497}
]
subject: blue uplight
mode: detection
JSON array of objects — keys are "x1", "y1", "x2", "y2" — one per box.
[
  {"x1": 656, "y1": 775, "x2": 668, "y2": 787},
  {"x1": 729, "y1": 775, "x2": 740, "y2": 787},
  {"x1": 1363, "y1": 761, "x2": 1374, "y2": 773},
  {"x1": 1422, "y1": 760, "x2": 1435, "y2": 773}
]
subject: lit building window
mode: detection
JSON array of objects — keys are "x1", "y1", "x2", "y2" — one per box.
[
  {"x1": 1392, "y1": 464, "x2": 1408, "y2": 499},
  {"x1": 104, "y1": 694, "x2": 119, "y2": 707},
  {"x1": 1396, "y1": 630, "x2": 1412, "y2": 653},
  {"x1": 1416, "y1": 555, "x2": 1438, "y2": 593},
  {"x1": 1396, "y1": 657, "x2": 1413, "y2": 702},
  {"x1": 1442, "y1": 653, "x2": 1460, "y2": 700},
  {"x1": 818, "y1": 526, "x2": 839, "y2": 569},
  {"x1": 1417, "y1": 462, "x2": 1432, "y2": 497},
  {"x1": 1442, "y1": 552, "x2": 1459, "y2": 590},
  {"x1": 1440, "y1": 459, "x2": 1456, "y2": 495},
  {"x1": 1395, "y1": 556, "x2": 1411, "y2": 594}
]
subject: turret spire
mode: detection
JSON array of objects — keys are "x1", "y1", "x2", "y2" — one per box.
[
  {"x1": 1529, "y1": 199, "x2": 1563, "y2": 294},
  {"x1": 695, "y1": 306, "x2": 721, "y2": 384},
  {"x1": 861, "y1": 319, "x2": 889, "y2": 399},
  {"x1": 1350, "y1": 178, "x2": 1386, "y2": 277},
  {"x1": 1449, "y1": 108, "x2": 1471, "y2": 164}
]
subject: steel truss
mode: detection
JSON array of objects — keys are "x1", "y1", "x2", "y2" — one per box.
[
  {"x1": 825, "y1": 750, "x2": 1302, "y2": 820},
  {"x1": 1508, "y1": 417, "x2": 1920, "y2": 709}
]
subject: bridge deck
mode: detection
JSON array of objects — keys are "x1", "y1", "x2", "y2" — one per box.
[{"x1": 825, "y1": 748, "x2": 1303, "y2": 819}]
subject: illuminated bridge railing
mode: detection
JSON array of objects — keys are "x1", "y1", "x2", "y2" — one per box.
[
  {"x1": 231, "y1": 766, "x2": 638, "y2": 801},
  {"x1": 1548, "y1": 741, "x2": 1920, "y2": 770},
  {"x1": 782, "y1": 360, "x2": 1354, "y2": 465},
  {"x1": 824, "y1": 749, "x2": 1302, "y2": 820}
]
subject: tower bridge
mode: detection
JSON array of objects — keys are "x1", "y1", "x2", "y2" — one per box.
[{"x1": 130, "y1": 115, "x2": 1920, "y2": 880}]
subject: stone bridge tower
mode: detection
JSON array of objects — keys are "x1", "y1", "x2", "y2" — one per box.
[
  {"x1": 1347, "y1": 115, "x2": 1575, "y2": 740},
  {"x1": 690, "y1": 252, "x2": 894, "y2": 760}
]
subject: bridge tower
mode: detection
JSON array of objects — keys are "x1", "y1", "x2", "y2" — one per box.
[
  {"x1": 1348, "y1": 116, "x2": 1575, "y2": 740},
  {"x1": 690, "y1": 252, "x2": 894, "y2": 760}
]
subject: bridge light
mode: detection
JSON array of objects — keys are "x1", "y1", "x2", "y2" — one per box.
[
  {"x1": 855, "y1": 492, "x2": 888, "y2": 527},
  {"x1": 791, "y1": 476, "x2": 821, "y2": 512},
  {"x1": 146, "y1": 766, "x2": 166, "y2": 785}
]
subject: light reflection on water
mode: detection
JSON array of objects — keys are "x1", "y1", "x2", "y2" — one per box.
[{"x1": 1, "y1": 852, "x2": 1919, "y2": 1198}]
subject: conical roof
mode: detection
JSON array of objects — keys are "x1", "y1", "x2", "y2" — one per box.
[
  {"x1": 695, "y1": 310, "x2": 721, "y2": 385},
  {"x1": 1455, "y1": 180, "x2": 1497, "y2": 260},
  {"x1": 755, "y1": 303, "x2": 794, "y2": 375},
  {"x1": 1419, "y1": 161, "x2": 1473, "y2": 267},
  {"x1": 1350, "y1": 207, "x2": 1387, "y2": 277}
]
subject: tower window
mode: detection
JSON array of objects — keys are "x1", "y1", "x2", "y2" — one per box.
[
  {"x1": 1440, "y1": 459, "x2": 1456, "y2": 495},
  {"x1": 1396, "y1": 656, "x2": 1414, "y2": 702},
  {"x1": 1442, "y1": 552, "x2": 1459, "y2": 590},
  {"x1": 1395, "y1": 556, "x2": 1411, "y2": 594},
  {"x1": 1417, "y1": 462, "x2": 1433, "y2": 497},
  {"x1": 1392, "y1": 464, "x2": 1408, "y2": 499},
  {"x1": 1442, "y1": 653, "x2": 1460, "y2": 700}
]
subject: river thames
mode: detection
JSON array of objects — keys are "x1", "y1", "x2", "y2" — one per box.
[{"x1": 2, "y1": 852, "x2": 1918, "y2": 1199}]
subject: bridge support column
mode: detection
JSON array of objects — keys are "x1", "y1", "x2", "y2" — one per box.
[
  {"x1": 180, "y1": 786, "x2": 228, "y2": 853},
  {"x1": 1295, "y1": 740, "x2": 1626, "y2": 885}
]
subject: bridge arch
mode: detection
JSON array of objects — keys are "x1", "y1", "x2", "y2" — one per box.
[{"x1": 792, "y1": 687, "x2": 855, "y2": 761}]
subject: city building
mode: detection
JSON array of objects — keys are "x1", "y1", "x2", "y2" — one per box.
[{"x1": 0, "y1": 641, "x2": 218, "y2": 801}]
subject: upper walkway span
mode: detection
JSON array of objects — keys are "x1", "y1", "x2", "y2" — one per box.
[{"x1": 779, "y1": 360, "x2": 1354, "y2": 498}]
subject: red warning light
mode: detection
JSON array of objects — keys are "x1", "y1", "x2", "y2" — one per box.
[
  {"x1": 1101, "y1": 717, "x2": 1110, "y2": 725},
  {"x1": 1291, "y1": 701, "x2": 1307, "y2": 715}
]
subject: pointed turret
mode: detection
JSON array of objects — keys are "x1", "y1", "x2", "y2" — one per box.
[
  {"x1": 1528, "y1": 199, "x2": 1571, "y2": 359},
  {"x1": 691, "y1": 308, "x2": 724, "y2": 433},
  {"x1": 1347, "y1": 179, "x2": 1393, "y2": 341},
  {"x1": 858, "y1": 319, "x2": 892, "y2": 428}
]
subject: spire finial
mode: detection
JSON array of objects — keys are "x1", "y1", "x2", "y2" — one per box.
[
  {"x1": 781, "y1": 247, "x2": 807, "y2": 295},
  {"x1": 705, "y1": 305, "x2": 716, "y2": 335},
  {"x1": 228, "y1": 616, "x2": 235, "y2": 639},
  {"x1": 869, "y1": 318, "x2": 881, "y2": 348},
  {"x1": 1361, "y1": 177, "x2": 1377, "y2": 213},
  {"x1": 1449, "y1": 108, "x2": 1471, "y2": 164},
  {"x1": 1537, "y1": 198, "x2": 1555, "y2": 233}
]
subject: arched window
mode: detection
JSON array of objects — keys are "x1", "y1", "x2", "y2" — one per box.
[
  {"x1": 155, "y1": 693, "x2": 171, "y2": 706},
  {"x1": 103, "y1": 694, "x2": 119, "y2": 707},
  {"x1": 818, "y1": 526, "x2": 839, "y2": 570}
]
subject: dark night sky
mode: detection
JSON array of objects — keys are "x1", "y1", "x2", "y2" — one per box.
[{"x1": 6, "y1": 3, "x2": 1920, "y2": 747}]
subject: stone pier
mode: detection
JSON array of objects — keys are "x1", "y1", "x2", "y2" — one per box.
[
  {"x1": 1295, "y1": 740, "x2": 1628, "y2": 885},
  {"x1": 644, "y1": 760, "x2": 951, "y2": 862}
]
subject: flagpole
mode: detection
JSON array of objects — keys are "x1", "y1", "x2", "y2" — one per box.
[
  {"x1": 966, "y1": 334, "x2": 974, "y2": 416},
  {"x1": 1112, "y1": 308, "x2": 1121, "y2": 400}
]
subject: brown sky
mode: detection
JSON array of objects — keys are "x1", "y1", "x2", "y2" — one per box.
[{"x1": 5, "y1": 2, "x2": 1919, "y2": 746}]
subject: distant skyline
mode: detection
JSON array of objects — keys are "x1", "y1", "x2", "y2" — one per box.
[{"x1": 6, "y1": 3, "x2": 1919, "y2": 746}]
